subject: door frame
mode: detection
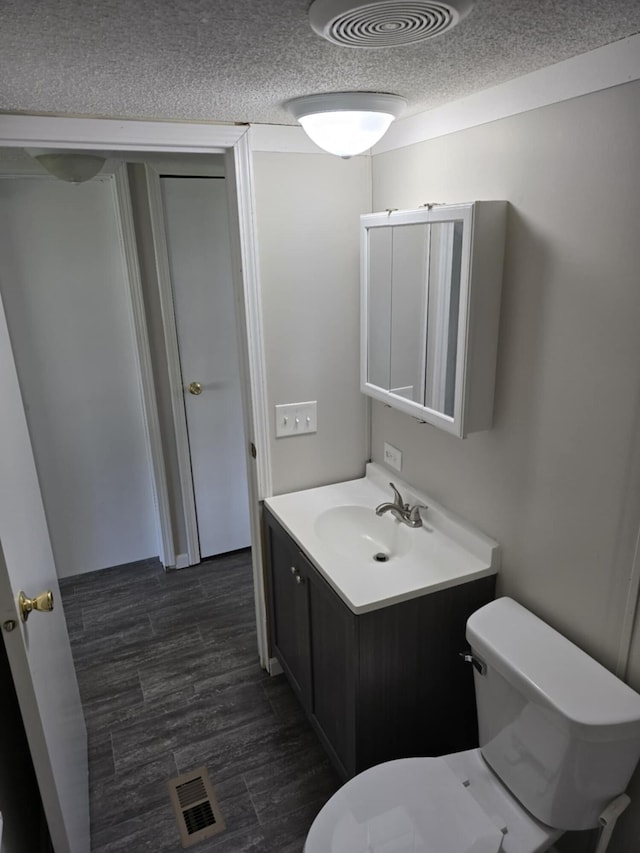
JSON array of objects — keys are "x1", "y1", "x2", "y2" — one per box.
[
  {"x1": 0, "y1": 115, "x2": 273, "y2": 667},
  {"x1": 114, "y1": 163, "x2": 176, "y2": 567}
]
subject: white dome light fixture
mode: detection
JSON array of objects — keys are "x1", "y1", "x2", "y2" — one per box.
[
  {"x1": 287, "y1": 92, "x2": 407, "y2": 157},
  {"x1": 25, "y1": 149, "x2": 106, "y2": 183}
]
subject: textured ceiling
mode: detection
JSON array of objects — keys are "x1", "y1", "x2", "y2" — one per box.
[{"x1": 1, "y1": 0, "x2": 639, "y2": 126}]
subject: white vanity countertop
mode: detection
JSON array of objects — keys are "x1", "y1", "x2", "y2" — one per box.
[{"x1": 264, "y1": 463, "x2": 500, "y2": 614}]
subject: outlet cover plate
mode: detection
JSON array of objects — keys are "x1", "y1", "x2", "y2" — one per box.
[
  {"x1": 275, "y1": 401, "x2": 318, "y2": 438},
  {"x1": 383, "y1": 442, "x2": 402, "y2": 471}
]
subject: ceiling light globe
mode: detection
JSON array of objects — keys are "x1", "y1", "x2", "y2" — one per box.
[
  {"x1": 25, "y1": 150, "x2": 106, "y2": 183},
  {"x1": 299, "y1": 110, "x2": 395, "y2": 157},
  {"x1": 287, "y1": 92, "x2": 406, "y2": 157}
]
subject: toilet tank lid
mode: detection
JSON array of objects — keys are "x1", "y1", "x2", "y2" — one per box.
[{"x1": 467, "y1": 598, "x2": 640, "y2": 736}]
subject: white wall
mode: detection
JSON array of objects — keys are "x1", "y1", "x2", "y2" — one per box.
[
  {"x1": 370, "y1": 79, "x2": 640, "y2": 850},
  {"x1": 253, "y1": 152, "x2": 371, "y2": 495},
  {"x1": 0, "y1": 174, "x2": 158, "y2": 577}
]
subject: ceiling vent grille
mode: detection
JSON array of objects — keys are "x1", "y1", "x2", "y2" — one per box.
[{"x1": 309, "y1": 0, "x2": 474, "y2": 48}]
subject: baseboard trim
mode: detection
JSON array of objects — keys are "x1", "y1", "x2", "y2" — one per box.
[
  {"x1": 175, "y1": 553, "x2": 190, "y2": 570},
  {"x1": 268, "y1": 657, "x2": 283, "y2": 676}
]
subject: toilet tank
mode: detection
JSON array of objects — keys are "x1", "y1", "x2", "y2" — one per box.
[{"x1": 466, "y1": 597, "x2": 640, "y2": 831}]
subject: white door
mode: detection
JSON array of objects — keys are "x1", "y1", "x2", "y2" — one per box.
[
  {"x1": 0, "y1": 293, "x2": 89, "y2": 852},
  {"x1": 161, "y1": 177, "x2": 250, "y2": 559}
]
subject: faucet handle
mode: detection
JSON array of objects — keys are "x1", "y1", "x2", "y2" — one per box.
[
  {"x1": 389, "y1": 482, "x2": 405, "y2": 509},
  {"x1": 408, "y1": 504, "x2": 427, "y2": 524}
]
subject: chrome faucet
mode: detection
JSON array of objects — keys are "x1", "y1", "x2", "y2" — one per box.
[{"x1": 375, "y1": 483, "x2": 426, "y2": 528}]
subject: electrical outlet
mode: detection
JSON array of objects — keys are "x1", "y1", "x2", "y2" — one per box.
[{"x1": 383, "y1": 442, "x2": 402, "y2": 472}]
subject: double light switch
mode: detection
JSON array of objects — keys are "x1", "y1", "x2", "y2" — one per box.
[{"x1": 275, "y1": 401, "x2": 318, "y2": 438}]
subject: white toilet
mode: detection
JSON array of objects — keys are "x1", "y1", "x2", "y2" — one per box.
[{"x1": 305, "y1": 597, "x2": 640, "y2": 853}]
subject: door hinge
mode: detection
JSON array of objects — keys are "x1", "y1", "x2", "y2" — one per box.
[{"x1": 250, "y1": 442, "x2": 257, "y2": 459}]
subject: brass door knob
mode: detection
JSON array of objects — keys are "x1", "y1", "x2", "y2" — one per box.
[
  {"x1": 188, "y1": 381, "x2": 203, "y2": 396},
  {"x1": 19, "y1": 590, "x2": 54, "y2": 622}
]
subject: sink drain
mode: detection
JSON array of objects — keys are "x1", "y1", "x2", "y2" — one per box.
[{"x1": 373, "y1": 552, "x2": 390, "y2": 562}]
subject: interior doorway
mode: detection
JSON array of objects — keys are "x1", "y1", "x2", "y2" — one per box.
[
  {"x1": 0, "y1": 116, "x2": 272, "y2": 853},
  {"x1": 0, "y1": 119, "x2": 273, "y2": 668}
]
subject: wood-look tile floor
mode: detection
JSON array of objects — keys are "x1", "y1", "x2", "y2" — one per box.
[{"x1": 59, "y1": 551, "x2": 341, "y2": 852}]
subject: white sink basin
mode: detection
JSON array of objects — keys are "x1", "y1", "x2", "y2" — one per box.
[
  {"x1": 265, "y1": 463, "x2": 500, "y2": 613},
  {"x1": 314, "y1": 505, "x2": 413, "y2": 563}
]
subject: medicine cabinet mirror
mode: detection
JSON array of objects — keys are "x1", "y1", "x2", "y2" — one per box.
[{"x1": 361, "y1": 201, "x2": 507, "y2": 437}]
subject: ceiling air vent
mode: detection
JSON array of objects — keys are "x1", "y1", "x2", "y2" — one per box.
[{"x1": 309, "y1": 0, "x2": 474, "y2": 48}]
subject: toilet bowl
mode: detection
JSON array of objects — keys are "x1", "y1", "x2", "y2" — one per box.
[
  {"x1": 304, "y1": 750, "x2": 561, "y2": 853},
  {"x1": 304, "y1": 598, "x2": 640, "y2": 853}
]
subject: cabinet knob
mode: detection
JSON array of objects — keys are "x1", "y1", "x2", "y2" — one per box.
[
  {"x1": 295, "y1": 574, "x2": 304, "y2": 585},
  {"x1": 290, "y1": 565, "x2": 297, "y2": 575}
]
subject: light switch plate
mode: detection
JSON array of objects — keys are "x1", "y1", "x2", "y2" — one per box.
[
  {"x1": 275, "y1": 401, "x2": 318, "y2": 438},
  {"x1": 383, "y1": 442, "x2": 402, "y2": 472}
]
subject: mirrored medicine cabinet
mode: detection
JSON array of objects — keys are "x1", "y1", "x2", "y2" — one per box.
[{"x1": 361, "y1": 201, "x2": 507, "y2": 438}]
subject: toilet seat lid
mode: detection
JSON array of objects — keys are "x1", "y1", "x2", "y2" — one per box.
[{"x1": 305, "y1": 757, "x2": 505, "y2": 853}]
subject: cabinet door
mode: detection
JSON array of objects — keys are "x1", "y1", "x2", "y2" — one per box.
[
  {"x1": 306, "y1": 559, "x2": 357, "y2": 777},
  {"x1": 361, "y1": 201, "x2": 506, "y2": 436},
  {"x1": 265, "y1": 516, "x2": 311, "y2": 706}
]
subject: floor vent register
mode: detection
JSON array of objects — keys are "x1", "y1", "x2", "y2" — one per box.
[{"x1": 168, "y1": 766, "x2": 226, "y2": 847}]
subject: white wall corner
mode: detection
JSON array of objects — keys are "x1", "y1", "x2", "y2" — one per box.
[{"x1": 374, "y1": 32, "x2": 640, "y2": 154}]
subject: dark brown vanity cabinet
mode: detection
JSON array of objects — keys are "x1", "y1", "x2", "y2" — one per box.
[{"x1": 263, "y1": 507, "x2": 496, "y2": 780}]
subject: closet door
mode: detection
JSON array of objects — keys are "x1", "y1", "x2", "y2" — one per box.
[{"x1": 161, "y1": 177, "x2": 250, "y2": 558}]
